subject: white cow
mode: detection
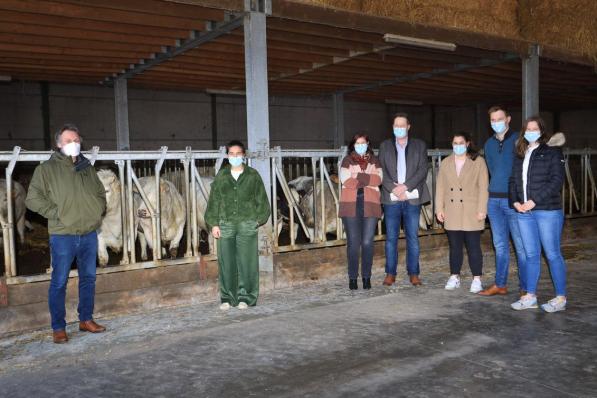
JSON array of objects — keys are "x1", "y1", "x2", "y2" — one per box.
[
  {"x1": 0, "y1": 179, "x2": 28, "y2": 245},
  {"x1": 194, "y1": 176, "x2": 215, "y2": 254},
  {"x1": 134, "y1": 177, "x2": 186, "y2": 260},
  {"x1": 96, "y1": 169, "x2": 123, "y2": 267},
  {"x1": 288, "y1": 176, "x2": 338, "y2": 243}
]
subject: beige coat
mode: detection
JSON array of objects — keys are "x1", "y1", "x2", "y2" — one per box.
[{"x1": 435, "y1": 154, "x2": 489, "y2": 231}]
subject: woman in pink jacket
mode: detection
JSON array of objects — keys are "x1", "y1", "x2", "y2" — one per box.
[{"x1": 338, "y1": 133, "x2": 383, "y2": 290}]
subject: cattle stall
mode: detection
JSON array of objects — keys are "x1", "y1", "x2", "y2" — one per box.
[{"x1": 0, "y1": 146, "x2": 596, "y2": 282}]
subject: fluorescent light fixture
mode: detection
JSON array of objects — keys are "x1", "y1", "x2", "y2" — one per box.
[
  {"x1": 205, "y1": 89, "x2": 245, "y2": 96},
  {"x1": 0, "y1": 75, "x2": 12, "y2": 82},
  {"x1": 385, "y1": 99, "x2": 424, "y2": 106},
  {"x1": 383, "y1": 34, "x2": 457, "y2": 52}
]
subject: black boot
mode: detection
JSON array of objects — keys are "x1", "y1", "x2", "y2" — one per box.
[
  {"x1": 362, "y1": 278, "x2": 371, "y2": 290},
  {"x1": 349, "y1": 279, "x2": 358, "y2": 290}
]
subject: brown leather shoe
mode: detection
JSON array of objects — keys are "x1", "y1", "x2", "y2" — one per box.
[
  {"x1": 53, "y1": 330, "x2": 68, "y2": 344},
  {"x1": 409, "y1": 274, "x2": 422, "y2": 286},
  {"x1": 79, "y1": 320, "x2": 106, "y2": 333},
  {"x1": 478, "y1": 284, "x2": 508, "y2": 296},
  {"x1": 382, "y1": 274, "x2": 396, "y2": 286}
]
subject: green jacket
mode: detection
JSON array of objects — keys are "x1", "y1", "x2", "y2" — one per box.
[
  {"x1": 25, "y1": 151, "x2": 106, "y2": 235},
  {"x1": 205, "y1": 165, "x2": 271, "y2": 228}
]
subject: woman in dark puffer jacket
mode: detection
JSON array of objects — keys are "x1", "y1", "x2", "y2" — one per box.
[{"x1": 509, "y1": 116, "x2": 567, "y2": 313}]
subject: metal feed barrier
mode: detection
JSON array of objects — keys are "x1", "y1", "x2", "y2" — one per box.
[{"x1": 0, "y1": 146, "x2": 596, "y2": 281}]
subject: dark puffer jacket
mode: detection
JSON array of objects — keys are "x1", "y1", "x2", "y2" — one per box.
[{"x1": 509, "y1": 133, "x2": 566, "y2": 210}]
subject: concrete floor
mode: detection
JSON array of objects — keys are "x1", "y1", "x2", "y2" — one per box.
[{"x1": 1, "y1": 241, "x2": 596, "y2": 398}]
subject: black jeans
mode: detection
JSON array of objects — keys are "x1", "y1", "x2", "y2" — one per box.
[
  {"x1": 342, "y1": 189, "x2": 378, "y2": 279},
  {"x1": 445, "y1": 230, "x2": 483, "y2": 276}
]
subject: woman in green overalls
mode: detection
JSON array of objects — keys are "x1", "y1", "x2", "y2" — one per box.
[{"x1": 205, "y1": 140, "x2": 271, "y2": 310}]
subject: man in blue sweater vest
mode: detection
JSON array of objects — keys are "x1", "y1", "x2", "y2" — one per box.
[{"x1": 479, "y1": 106, "x2": 527, "y2": 296}]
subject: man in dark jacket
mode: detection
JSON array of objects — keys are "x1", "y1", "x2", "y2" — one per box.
[
  {"x1": 479, "y1": 106, "x2": 527, "y2": 297},
  {"x1": 26, "y1": 124, "x2": 107, "y2": 344},
  {"x1": 378, "y1": 113, "x2": 430, "y2": 286}
]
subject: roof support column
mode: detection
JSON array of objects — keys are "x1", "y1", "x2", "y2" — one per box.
[
  {"x1": 332, "y1": 92, "x2": 345, "y2": 148},
  {"x1": 244, "y1": 0, "x2": 273, "y2": 279},
  {"x1": 522, "y1": 44, "x2": 540, "y2": 121},
  {"x1": 114, "y1": 77, "x2": 130, "y2": 150}
]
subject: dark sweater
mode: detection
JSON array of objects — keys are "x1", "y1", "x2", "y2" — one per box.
[{"x1": 483, "y1": 129, "x2": 518, "y2": 198}]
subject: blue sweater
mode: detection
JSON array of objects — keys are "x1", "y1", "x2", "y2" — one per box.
[{"x1": 483, "y1": 130, "x2": 519, "y2": 197}]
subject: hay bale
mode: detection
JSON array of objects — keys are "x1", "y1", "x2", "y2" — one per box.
[
  {"x1": 519, "y1": 0, "x2": 597, "y2": 62},
  {"x1": 296, "y1": 0, "x2": 597, "y2": 63},
  {"x1": 296, "y1": 0, "x2": 520, "y2": 39}
]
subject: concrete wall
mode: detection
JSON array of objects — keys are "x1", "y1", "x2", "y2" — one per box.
[{"x1": 0, "y1": 81, "x2": 595, "y2": 151}]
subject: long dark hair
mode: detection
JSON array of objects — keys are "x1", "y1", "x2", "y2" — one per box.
[
  {"x1": 452, "y1": 131, "x2": 479, "y2": 161},
  {"x1": 347, "y1": 133, "x2": 373, "y2": 156},
  {"x1": 515, "y1": 116, "x2": 551, "y2": 158}
]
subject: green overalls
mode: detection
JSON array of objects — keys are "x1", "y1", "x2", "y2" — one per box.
[{"x1": 205, "y1": 165, "x2": 270, "y2": 306}]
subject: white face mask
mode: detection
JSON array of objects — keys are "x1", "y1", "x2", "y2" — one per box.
[{"x1": 61, "y1": 142, "x2": 81, "y2": 157}]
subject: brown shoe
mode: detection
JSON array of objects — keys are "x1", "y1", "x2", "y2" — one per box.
[
  {"x1": 409, "y1": 274, "x2": 422, "y2": 286},
  {"x1": 382, "y1": 274, "x2": 396, "y2": 286},
  {"x1": 478, "y1": 284, "x2": 508, "y2": 296},
  {"x1": 79, "y1": 320, "x2": 106, "y2": 333},
  {"x1": 53, "y1": 330, "x2": 69, "y2": 344}
]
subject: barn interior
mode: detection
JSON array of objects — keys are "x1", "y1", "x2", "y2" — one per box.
[{"x1": 0, "y1": 1, "x2": 596, "y2": 396}]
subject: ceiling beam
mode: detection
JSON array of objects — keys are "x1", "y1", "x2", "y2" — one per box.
[
  {"x1": 102, "y1": 13, "x2": 244, "y2": 85},
  {"x1": 338, "y1": 53, "x2": 520, "y2": 95}
]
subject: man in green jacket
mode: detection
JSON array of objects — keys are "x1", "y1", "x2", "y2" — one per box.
[
  {"x1": 26, "y1": 124, "x2": 107, "y2": 344},
  {"x1": 205, "y1": 140, "x2": 270, "y2": 310}
]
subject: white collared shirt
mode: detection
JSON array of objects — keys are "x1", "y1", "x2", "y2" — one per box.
[{"x1": 522, "y1": 144, "x2": 539, "y2": 202}]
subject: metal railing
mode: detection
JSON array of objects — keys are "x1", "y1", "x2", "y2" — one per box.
[{"x1": 0, "y1": 146, "x2": 595, "y2": 280}]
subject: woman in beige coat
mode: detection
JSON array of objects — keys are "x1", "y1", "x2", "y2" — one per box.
[{"x1": 435, "y1": 132, "x2": 489, "y2": 293}]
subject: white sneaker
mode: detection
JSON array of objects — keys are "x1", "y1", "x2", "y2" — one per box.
[
  {"x1": 511, "y1": 295, "x2": 538, "y2": 310},
  {"x1": 470, "y1": 278, "x2": 483, "y2": 294},
  {"x1": 445, "y1": 275, "x2": 460, "y2": 290},
  {"x1": 219, "y1": 302, "x2": 231, "y2": 311},
  {"x1": 237, "y1": 302, "x2": 249, "y2": 310},
  {"x1": 541, "y1": 297, "x2": 567, "y2": 313}
]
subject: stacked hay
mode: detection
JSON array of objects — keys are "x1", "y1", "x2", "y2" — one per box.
[
  {"x1": 519, "y1": 0, "x2": 597, "y2": 62},
  {"x1": 297, "y1": 0, "x2": 521, "y2": 39},
  {"x1": 297, "y1": 0, "x2": 597, "y2": 63}
]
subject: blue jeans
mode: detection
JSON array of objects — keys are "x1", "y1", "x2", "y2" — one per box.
[
  {"x1": 516, "y1": 210, "x2": 567, "y2": 296},
  {"x1": 48, "y1": 231, "x2": 98, "y2": 331},
  {"x1": 384, "y1": 201, "x2": 421, "y2": 276},
  {"x1": 487, "y1": 198, "x2": 527, "y2": 289}
]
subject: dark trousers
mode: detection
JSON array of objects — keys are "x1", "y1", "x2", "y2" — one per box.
[
  {"x1": 48, "y1": 231, "x2": 98, "y2": 331},
  {"x1": 342, "y1": 189, "x2": 378, "y2": 279},
  {"x1": 217, "y1": 220, "x2": 259, "y2": 306},
  {"x1": 445, "y1": 230, "x2": 483, "y2": 276}
]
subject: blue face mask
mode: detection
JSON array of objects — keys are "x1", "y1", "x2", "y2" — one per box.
[
  {"x1": 228, "y1": 156, "x2": 244, "y2": 167},
  {"x1": 524, "y1": 131, "x2": 541, "y2": 143},
  {"x1": 393, "y1": 127, "x2": 407, "y2": 138},
  {"x1": 354, "y1": 143, "x2": 368, "y2": 155},
  {"x1": 453, "y1": 144, "x2": 467, "y2": 156},
  {"x1": 491, "y1": 121, "x2": 506, "y2": 134}
]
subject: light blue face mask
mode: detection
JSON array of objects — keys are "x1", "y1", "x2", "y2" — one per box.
[
  {"x1": 393, "y1": 127, "x2": 407, "y2": 138},
  {"x1": 491, "y1": 121, "x2": 506, "y2": 134},
  {"x1": 354, "y1": 143, "x2": 368, "y2": 155},
  {"x1": 228, "y1": 156, "x2": 244, "y2": 167},
  {"x1": 524, "y1": 131, "x2": 541, "y2": 143},
  {"x1": 453, "y1": 144, "x2": 467, "y2": 156}
]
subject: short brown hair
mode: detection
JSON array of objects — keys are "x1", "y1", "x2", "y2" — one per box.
[
  {"x1": 488, "y1": 105, "x2": 510, "y2": 117},
  {"x1": 392, "y1": 112, "x2": 410, "y2": 124},
  {"x1": 515, "y1": 116, "x2": 551, "y2": 158},
  {"x1": 347, "y1": 132, "x2": 373, "y2": 156}
]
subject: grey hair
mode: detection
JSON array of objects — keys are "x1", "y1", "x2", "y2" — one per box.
[{"x1": 55, "y1": 123, "x2": 82, "y2": 146}]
